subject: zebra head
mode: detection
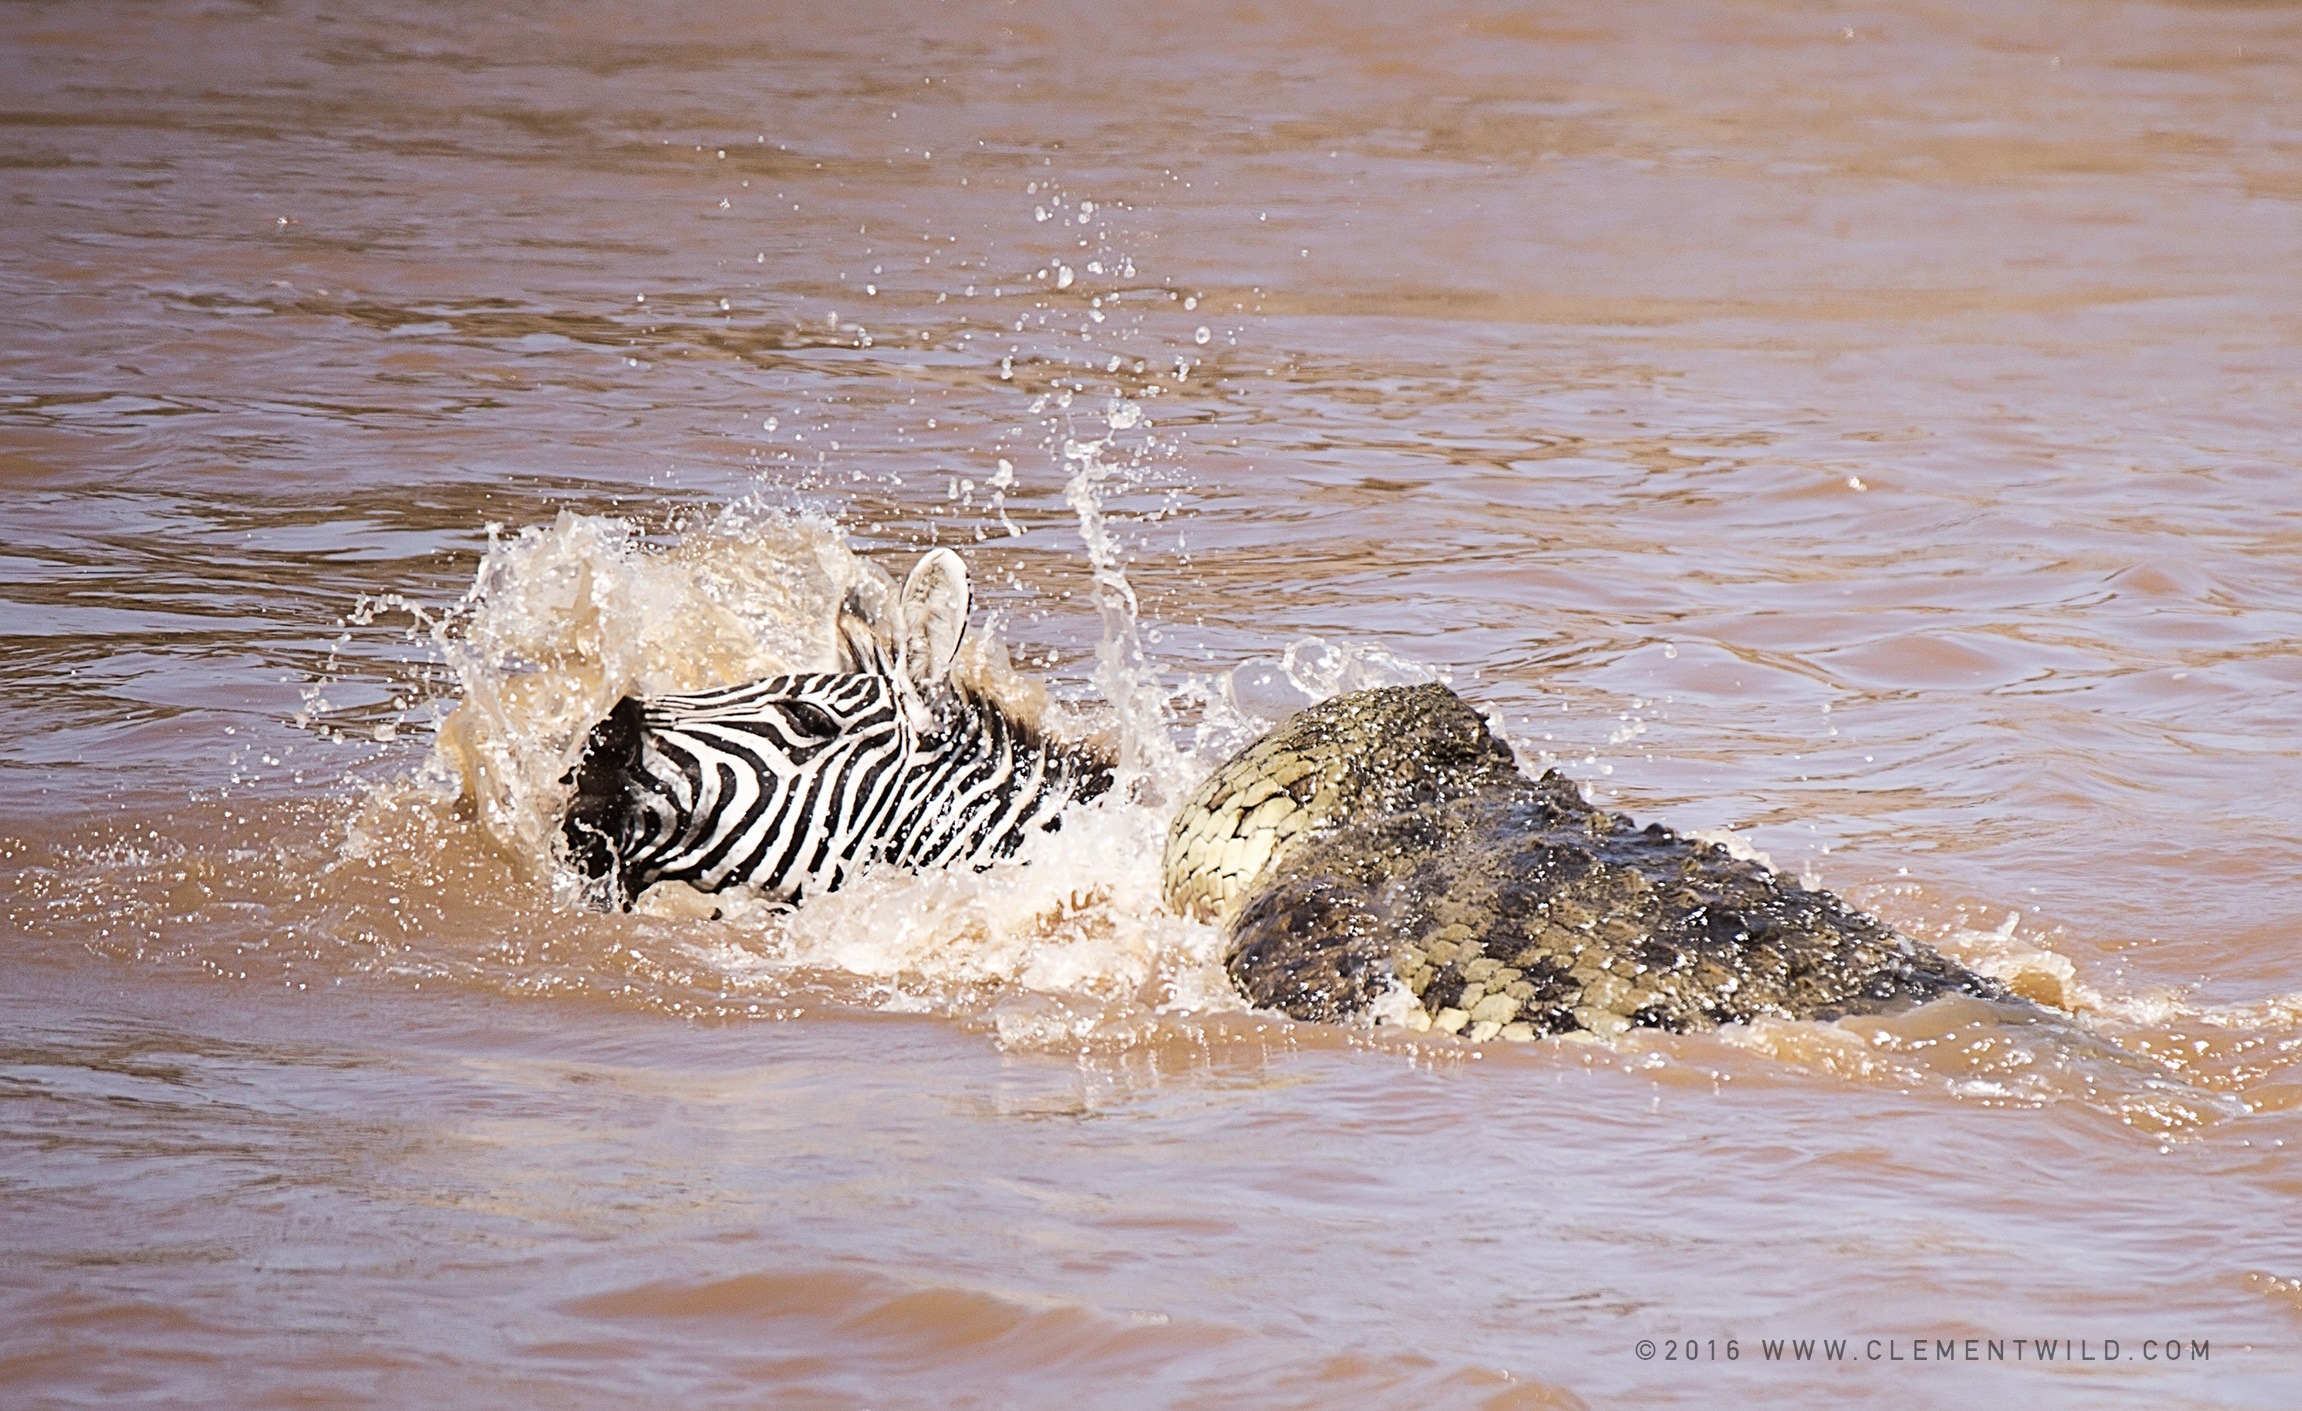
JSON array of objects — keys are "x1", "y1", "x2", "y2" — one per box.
[{"x1": 561, "y1": 548, "x2": 1113, "y2": 909}]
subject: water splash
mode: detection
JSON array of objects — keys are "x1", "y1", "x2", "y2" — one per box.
[
  {"x1": 245, "y1": 494, "x2": 1223, "y2": 1043},
  {"x1": 1063, "y1": 411, "x2": 1183, "y2": 794},
  {"x1": 420, "y1": 508, "x2": 877, "y2": 882}
]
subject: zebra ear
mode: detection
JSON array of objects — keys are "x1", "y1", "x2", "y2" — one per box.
[
  {"x1": 900, "y1": 547, "x2": 970, "y2": 688},
  {"x1": 834, "y1": 569, "x2": 902, "y2": 675}
]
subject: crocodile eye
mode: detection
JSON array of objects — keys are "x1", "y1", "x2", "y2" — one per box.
[{"x1": 780, "y1": 701, "x2": 839, "y2": 737}]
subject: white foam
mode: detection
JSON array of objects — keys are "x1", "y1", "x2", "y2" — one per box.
[
  {"x1": 1684, "y1": 827, "x2": 1779, "y2": 875},
  {"x1": 759, "y1": 798, "x2": 1234, "y2": 1011}
]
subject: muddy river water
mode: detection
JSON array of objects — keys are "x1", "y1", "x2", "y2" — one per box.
[{"x1": 5, "y1": 1, "x2": 2302, "y2": 1405}]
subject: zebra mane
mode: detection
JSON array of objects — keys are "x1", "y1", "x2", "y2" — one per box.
[{"x1": 932, "y1": 666, "x2": 1115, "y2": 781}]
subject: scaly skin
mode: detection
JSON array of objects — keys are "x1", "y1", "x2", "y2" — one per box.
[{"x1": 1163, "y1": 683, "x2": 2008, "y2": 1039}]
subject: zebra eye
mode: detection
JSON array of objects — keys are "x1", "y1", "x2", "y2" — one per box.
[{"x1": 779, "y1": 701, "x2": 840, "y2": 737}]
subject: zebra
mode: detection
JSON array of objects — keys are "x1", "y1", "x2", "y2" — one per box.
[{"x1": 560, "y1": 548, "x2": 1113, "y2": 909}]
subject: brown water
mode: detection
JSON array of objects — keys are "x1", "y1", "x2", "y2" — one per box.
[{"x1": 6, "y1": 0, "x2": 2302, "y2": 1405}]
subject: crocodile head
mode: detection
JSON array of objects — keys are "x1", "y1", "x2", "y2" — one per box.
[{"x1": 1161, "y1": 682, "x2": 1521, "y2": 925}]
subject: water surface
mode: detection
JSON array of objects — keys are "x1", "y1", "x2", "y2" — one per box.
[{"x1": 6, "y1": 1, "x2": 2302, "y2": 1405}]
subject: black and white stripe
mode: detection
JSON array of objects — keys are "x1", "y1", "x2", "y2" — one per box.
[{"x1": 561, "y1": 654, "x2": 1112, "y2": 908}]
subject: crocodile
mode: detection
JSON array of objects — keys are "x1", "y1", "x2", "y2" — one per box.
[{"x1": 1162, "y1": 683, "x2": 2011, "y2": 1040}]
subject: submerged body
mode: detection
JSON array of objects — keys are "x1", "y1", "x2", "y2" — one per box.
[{"x1": 1165, "y1": 684, "x2": 2007, "y2": 1039}]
